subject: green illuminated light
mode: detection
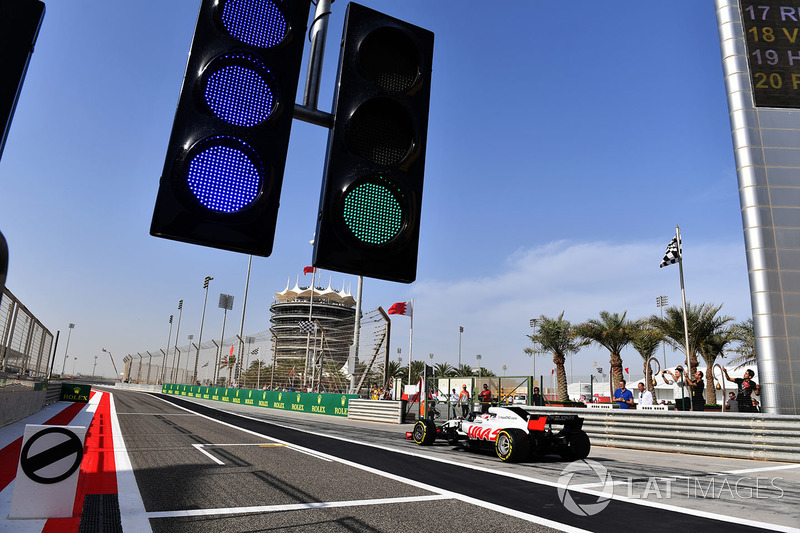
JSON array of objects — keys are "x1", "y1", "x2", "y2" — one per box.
[{"x1": 343, "y1": 180, "x2": 403, "y2": 244}]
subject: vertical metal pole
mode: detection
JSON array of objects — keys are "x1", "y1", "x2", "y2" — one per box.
[
  {"x1": 194, "y1": 278, "x2": 212, "y2": 384},
  {"x1": 676, "y1": 225, "x2": 693, "y2": 411},
  {"x1": 162, "y1": 316, "x2": 174, "y2": 384},
  {"x1": 237, "y1": 255, "x2": 252, "y2": 384},
  {"x1": 172, "y1": 301, "x2": 183, "y2": 382},
  {"x1": 302, "y1": 0, "x2": 331, "y2": 110},
  {"x1": 349, "y1": 275, "x2": 363, "y2": 393}
]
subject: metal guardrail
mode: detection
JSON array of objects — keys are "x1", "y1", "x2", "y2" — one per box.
[
  {"x1": 523, "y1": 406, "x2": 800, "y2": 462},
  {"x1": 347, "y1": 399, "x2": 406, "y2": 424}
]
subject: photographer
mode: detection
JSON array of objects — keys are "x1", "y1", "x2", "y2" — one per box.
[{"x1": 661, "y1": 366, "x2": 691, "y2": 411}]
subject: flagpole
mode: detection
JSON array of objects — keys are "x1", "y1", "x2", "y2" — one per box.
[
  {"x1": 676, "y1": 225, "x2": 694, "y2": 411},
  {"x1": 303, "y1": 268, "x2": 316, "y2": 389},
  {"x1": 407, "y1": 298, "x2": 414, "y2": 384}
]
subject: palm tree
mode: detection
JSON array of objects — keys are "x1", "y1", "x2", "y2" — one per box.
[
  {"x1": 576, "y1": 311, "x2": 636, "y2": 394},
  {"x1": 526, "y1": 312, "x2": 587, "y2": 401},
  {"x1": 698, "y1": 328, "x2": 735, "y2": 404},
  {"x1": 457, "y1": 363, "x2": 473, "y2": 376},
  {"x1": 631, "y1": 323, "x2": 662, "y2": 394},
  {"x1": 648, "y1": 302, "x2": 733, "y2": 372},
  {"x1": 385, "y1": 360, "x2": 404, "y2": 381},
  {"x1": 434, "y1": 362, "x2": 455, "y2": 377},
  {"x1": 728, "y1": 318, "x2": 756, "y2": 369},
  {"x1": 219, "y1": 354, "x2": 237, "y2": 386}
]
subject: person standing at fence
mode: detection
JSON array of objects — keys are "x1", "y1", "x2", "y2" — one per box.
[
  {"x1": 662, "y1": 366, "x2": 690, "y2": 411},
  {"x1": 531, "y1": 387, "x2": 544, "y2": 406},
  {"x1": 478, "y1": 384, "x2": 492, "y2": 414},
  {"x1": 613, "y1": 379, "x2": 634, "y2": 409},
  {"x1": 637, "y1": 382, "x2": 654, "y2": 407},
  {"x1": 722, "y1": 367, "x2": 760, "y2": 413},
  {"x1": 458, "y1": 385, "x2": 471, "y2": 417},
  {"x1": 686, "y1": 370, "x2": 705, "y2": 411}
]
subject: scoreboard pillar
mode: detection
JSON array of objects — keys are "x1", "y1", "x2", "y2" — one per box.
[{"x1": 716, "y1": 0, "x2": 800, "y2": 415}]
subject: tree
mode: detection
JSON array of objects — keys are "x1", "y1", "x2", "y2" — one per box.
[
  {"x1": 631, "y1": 323, "x2": 662, "y2": 394},
  {"x1": 576, "y1": 311, "x2": 636, "y2": 394},
  {"x1": 698, "y1": 328, "x2": 735, "y2": 404},
  {"x1": 728, "y1": 318, "x2": 756, "y2": 369},
  {"x1": 219, "y1": 354, "x2": 237, "y2": 386},
  {"x1": 456, "y1": 364, "x2": 473, "y2": 377},
  {"x1": 434, "y1": 362, "x2": 455, "y2": 377},
  {"x1": 648, "y1": 302, "x2": 733, "y2": 372},
  {"x1": 526, "y1": 312, "x2": 587, "y2": 401}
]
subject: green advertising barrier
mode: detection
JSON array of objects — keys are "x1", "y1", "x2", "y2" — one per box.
[
  {"x1": 161, "y1": 383, "x2": 356, "y2": 417},
  {"x1": 60, "y1": 383, "x2": 91, "y2": 403}
]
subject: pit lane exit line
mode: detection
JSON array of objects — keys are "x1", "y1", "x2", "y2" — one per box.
[{"x1": 145, "y1": 494, "x2": 451, "y2": 519}]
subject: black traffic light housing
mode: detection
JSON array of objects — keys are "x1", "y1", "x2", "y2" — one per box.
[
  {"x1": 313, "y1": 3, "x2": 434, "y2": 283},
  {"x1": 0, "y1": 0, "x2": 45, "y2": 162},
  {"x1": 151, "y1": 0, "x2": 310, "y2": 256}
]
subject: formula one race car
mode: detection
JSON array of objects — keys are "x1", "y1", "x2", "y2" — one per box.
[{"x1": 409, "y1": 406, "x2": 590, "y2": 462}]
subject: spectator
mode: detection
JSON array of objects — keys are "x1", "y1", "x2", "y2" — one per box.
[
  {"x1": 458, "y1": 385, "x2": 471, "y2": 417},
  {"x1": 662, "y1": 366, "x2": 691, "y2": 411},
  {"x1": 478, "y1": 384, "x2": 492, "y2": 413},
  {"x1": 637, "y1": 382, "x2": 654, "y2": 406},
  {"x1": 723, "y1": 367, "x2": 760, "y2": 413},
  {"x1": 531, "y1": 387, "x2": 545, "y2": 406},
  {"x1": 726, "y1": 391, "x2": 738, "y2": 412},
  {"x1": 686, "y1": 370, "x2": 705, "y2": 411},
  {"x1": 613, "y1": 379, "x2": 634, "y2": 409}
]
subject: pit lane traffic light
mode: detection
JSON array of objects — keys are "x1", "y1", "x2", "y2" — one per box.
[
  {"x1": 151, "y1": 0, "x2": 310, "y2": 256},
  {"x1": 313, "y1": 3, "x2": 434, "y2": 283}
]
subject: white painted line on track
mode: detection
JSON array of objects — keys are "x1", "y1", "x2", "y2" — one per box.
[
  {"x1": 146, "y1": 494, "x2": 451, "y2": 519},
  {"x1": 192, "y1": 444, "x2": 225, "y2": 465},
  {"x1": 108, "y1": 391, "x2": 153, "y2": 533},
  {"x1": 170, "y1": 398, "x2": 800, "y2": 533},
  {"x1": 718, "y1": 464, "x2": 800, "y2": 475}
]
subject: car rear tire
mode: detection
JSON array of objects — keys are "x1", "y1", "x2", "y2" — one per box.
[
  {"x1": 412, "y1": 419, "x2": 437, "y2": 446},
  {"x1": 559, "y1": 430, "x2": 591, "y2": 461},
  {"x1": 495, "y1": 428, "x2": 529, "y2": 462}
]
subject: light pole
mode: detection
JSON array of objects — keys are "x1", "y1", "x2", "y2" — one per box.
[
  {"x1": 503, "y1": 364, "x2": 507, "y2": 376},
  {"x1": 162, "y1": 315, "x2": 174, "y2": 384},
  {"x1": 60, "y1": 323, "x2": 75, "y2": 376},
  {"x1": 92, "y1": 355, "x2": 98, "y2": 377},
  {"x1": 172, "y1": 300, "x2": 184, "y2": 382},
  {"x1": 476, "y1": 354, "x2": 481, "y2": 376},
  {"x1": 217, "y1": 294, "x2": 234, "y2": 385},
  {"x1": 656, "y1": 295, "x2": 668, "y2": 367},
  {"x1": 530, "y1": 318, "x2": 538, "y2": 387},
  {"x1": 458, "y1": 326, "x2": 463, "y2": 369},
  {"x1": 237, "y1": 256, "x2": 253, "y2": 385},
  {"x1": 72, "y1": 357, "x2": 77, "y2": 375},
  {"x1": 193, "y1": 276, "x2": 213, "y2": 383}
]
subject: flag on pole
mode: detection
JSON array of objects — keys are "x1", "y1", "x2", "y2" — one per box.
[
  {"x1": 659, "y1": 236, "x2": 680, "y2": 268},
  {"x1": 201, "y1": 362, "x2": 209, "y2": 368},
  {"x1": 303, "y1": 266, "x2": 316, "y2": 275},
  {"x1": 251, "y1": 347, "x2": 260, "y2": 355},
  {"x1": 299, "y1": 320, "x2": 317, "y2": 333},
  {"x1": 289, "y1": 366, "x2": 295, "y2": 375},
  {"x1": 229, "y1": 345, "x2": 235, "y2": 356},
  {"x1": 388, "y1": 301, "x2": 413, "y2": 317},
  {"x1": 625, "y1": 367, "x2": 629, "y2": 374}
]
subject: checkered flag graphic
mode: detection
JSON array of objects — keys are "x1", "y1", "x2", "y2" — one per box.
[
  {"x1": 251, "y1": 347, "x2": 260, "y2": 356},
  {"x1": 659, "y1": 236, "x2": 680, "y2": 268},
  {"x1": 299, "y1": 320, "x2": 317, "y2": 333}
]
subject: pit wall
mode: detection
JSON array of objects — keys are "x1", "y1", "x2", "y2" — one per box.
[{"x1": 161, "y1": 383, "x2": 357, "y2": 417}]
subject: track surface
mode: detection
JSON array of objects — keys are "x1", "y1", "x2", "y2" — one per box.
[{"x1": 2, "y1": 388, "x2": 799, "y2": 532}]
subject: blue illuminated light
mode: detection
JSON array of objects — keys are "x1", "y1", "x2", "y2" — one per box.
[
  {"x1": 186, "y1": 138, "x2": 262, "y2": 212},
  {"x1": 222, "y1": 0, "x2": 287, "y2": 48},
  {"x1": 205, "y1": 54, "x2": 275, "y2": 127}
]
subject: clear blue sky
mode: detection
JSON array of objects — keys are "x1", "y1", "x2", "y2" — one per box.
[{"x1": 0, "y1": 1, "x2": 751, "y2": 379}]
